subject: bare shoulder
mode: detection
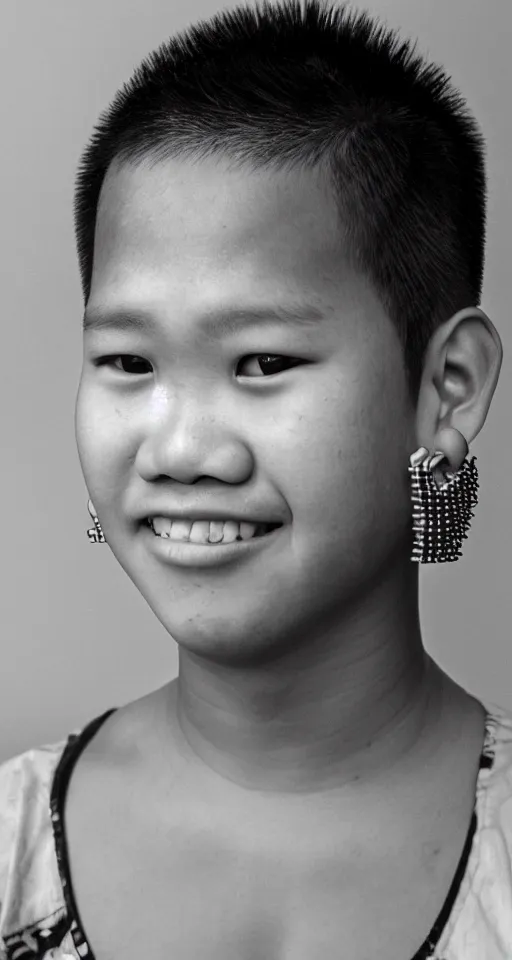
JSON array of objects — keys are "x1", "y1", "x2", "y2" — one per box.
[{"x1": 83, "y1": 681, "x2": 179, "y2": 767}]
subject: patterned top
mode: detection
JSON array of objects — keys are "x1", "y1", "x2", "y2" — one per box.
[{"x1": 0, "y1": 699, "x2": 511, "y2": 960}]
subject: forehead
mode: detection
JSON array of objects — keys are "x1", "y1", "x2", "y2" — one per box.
[{"x1": 90, "y1": 156, "x2": 356, "y2": 301}]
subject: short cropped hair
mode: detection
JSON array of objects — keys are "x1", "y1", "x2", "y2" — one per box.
[{"x1": 73, "y1": 0, "x2": 487, "y2": 403}]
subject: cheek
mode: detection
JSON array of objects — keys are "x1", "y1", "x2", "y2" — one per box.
[
  {"x1": 75, "y1": 383, "x2": 128, "y2": 489},
  {"x1": 281, "y1": 358, "x2": 411, "y2": 549}
]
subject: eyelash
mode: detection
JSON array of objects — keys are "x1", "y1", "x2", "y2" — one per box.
[{"x1": 93, "y1": 354, "x2": 305, "y2": 378}]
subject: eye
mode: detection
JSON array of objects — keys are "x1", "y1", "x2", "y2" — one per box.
[
  {"x1": 94, "y1": 355, "x2": 151, "y2": 375},
  {"x1": 237, "y1": 355, "x2": 305, "y2": 377}
]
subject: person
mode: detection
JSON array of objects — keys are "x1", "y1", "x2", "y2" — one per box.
[{"x1": 0, "y1": 0, "x2": 510, "y2": 957}]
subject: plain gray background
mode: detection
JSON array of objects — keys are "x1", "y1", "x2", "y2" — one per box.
[{"x1": 0, "y1": 0, "x2": 510, "y2": 762}]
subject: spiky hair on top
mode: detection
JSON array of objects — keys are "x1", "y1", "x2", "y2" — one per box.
[{"x1": 74, "y1": 0, "x2": 487, "y2": 403}]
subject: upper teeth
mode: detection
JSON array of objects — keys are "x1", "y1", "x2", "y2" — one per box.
[{"x1": 149, "y1": 517, "x2": 263, "y2": 543}]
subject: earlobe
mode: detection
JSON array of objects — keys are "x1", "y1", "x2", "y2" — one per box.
[
  {"x1": 410, "y1": 426, "x2": 468, "y2": 489},
  {"x1": 431, "y1": 426, "x2": 468, "y2": 475}
]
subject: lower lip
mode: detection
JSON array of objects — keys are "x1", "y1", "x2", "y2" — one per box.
[{"x1": 142, "y1": 523, "x2": 283, "y2": 568}]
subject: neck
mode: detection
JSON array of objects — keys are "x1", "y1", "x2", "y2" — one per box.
[{"x1": 163, "y1": 565, "x2": 455, "y2": 797}]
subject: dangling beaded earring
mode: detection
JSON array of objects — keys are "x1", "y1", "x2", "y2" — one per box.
[
  {"x1": 87, "y1": 498, "x2": 106, "y2": 543},
  {"x1": 409, "y1": 433, "x2": 479, "y2": 562}
]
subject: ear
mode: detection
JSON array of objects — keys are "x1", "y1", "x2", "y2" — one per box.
[{"x1": 413, "y1": 306, "x2": 503, "y2": 455}]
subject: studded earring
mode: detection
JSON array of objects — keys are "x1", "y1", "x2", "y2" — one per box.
[
  {"x1": 409, "y1": 428, "x2": 479, "y2": 562},
  {"x1": 87, "y1": 499, "x2": 106, "y2": 543}
]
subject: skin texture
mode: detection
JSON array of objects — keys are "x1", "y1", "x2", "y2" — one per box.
[{"x1": 76, "y1": 153, "x2": 502, "y2": 801}]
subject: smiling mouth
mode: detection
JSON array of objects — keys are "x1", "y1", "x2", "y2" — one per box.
[{"x1": 145, "y1": 519, "x2": 282, "y2": 541}]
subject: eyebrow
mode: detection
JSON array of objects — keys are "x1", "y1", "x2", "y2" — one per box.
[{"x1": 82, "y1": 301, "x2": 326, "y2": 337}]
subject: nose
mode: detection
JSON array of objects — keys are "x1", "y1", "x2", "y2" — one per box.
[{"x1": 134, "y1": 402, "x2": 254, "y2": 486}]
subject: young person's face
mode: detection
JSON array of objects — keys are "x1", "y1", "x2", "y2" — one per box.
[{"x1": 76, "y1": 156, "x2": 418, "y2": 665}]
